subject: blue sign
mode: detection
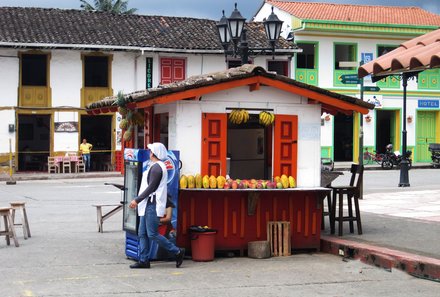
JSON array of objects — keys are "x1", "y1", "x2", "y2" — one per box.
[
  {"x1": 361, "y1": 53, "x2": 374, "y2": 64},
  {"x1": 418, "y1": 100, "x2": 439, "y2": 108}
]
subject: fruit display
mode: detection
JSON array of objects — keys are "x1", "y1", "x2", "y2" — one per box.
[
  {"x1": 259, "y1": 111, "x2": 275, "y2": 126},
  {"x1": 228, "y1": 109, "x2": 249, "y2": 125},
  {"x1": 179, "y1": 174, "x2": 296, "y2": 189},
  {"x1": 116, "y1": 90, "x2": 144, "y2": 142}
]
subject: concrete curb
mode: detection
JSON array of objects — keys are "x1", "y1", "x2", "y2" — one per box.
[
  {"x1": 321, "y1": 235, "x2": 440, "y2": 282},
  {"x1": 0, "y1": 171, "x2": 122, "y2": 182}
]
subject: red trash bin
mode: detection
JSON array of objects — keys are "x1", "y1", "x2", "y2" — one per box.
[{"x1": 190, "y1": 228, "x2": 217, "y2": 262}]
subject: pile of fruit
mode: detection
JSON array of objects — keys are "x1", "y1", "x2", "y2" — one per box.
[
  {"x1": 179, "y1": 174, "x2": 296, "y2": 189},
  {"x1": 116, "y1": 91, "x2": 144, "y2": 142},
  {"x1": 259, "y1": 111, "x2": 275, "y2": 126},
  {"x1": 229, "y1": 109, "x2": 249, "y2": 125}
]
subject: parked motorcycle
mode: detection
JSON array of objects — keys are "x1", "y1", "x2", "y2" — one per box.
[
  {"x1": 381, "y1": 144, "x2": 412, "y2": 170},
  {"x1": 429, "y1": 143, "x2": 440, "y2": 168}
]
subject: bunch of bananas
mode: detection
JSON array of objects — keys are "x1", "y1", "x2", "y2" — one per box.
[
  {"x1": 259, "y1": 111, "x2": 275, "y2": 126},
  {"x1": 229, "y1": 109, "x2": 249, "y2": 125}
]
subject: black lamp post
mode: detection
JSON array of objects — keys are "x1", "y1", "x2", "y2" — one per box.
[{"x1": 217, "y1": 3, "x2": 283, "y2": 66}]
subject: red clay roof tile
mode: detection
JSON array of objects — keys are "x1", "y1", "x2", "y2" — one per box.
[
  {"x1": 267, "y1": 0, "x2": 440, "y2": 26},
  {"x1": 358, "y1": 29, "x2": 440, "y2": 77}
]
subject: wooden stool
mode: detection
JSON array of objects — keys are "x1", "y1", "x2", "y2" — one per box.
[
  {"x1": 10, "y1": 202, "x2": 31, "y2": 239},
  {"x1": 267, "y1": 221, "x2": 291, "y2": 256},
  {"x1": 321, "y1": 192, "x2": 333, "y2": 232},
  {"x1": 0, "y1": 207, "x2": 19, "y2": 247},
  {"x1": 330, "y1": 164, "x2": 363, "y2": 236}
]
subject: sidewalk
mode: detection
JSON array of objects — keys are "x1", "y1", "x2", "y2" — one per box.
[
  {"x1": 333, "y1": 161, "x2": 433, "y2": 171},
  {"x1": 0, "y1": 170, "x2": 122, "y2": 182}
]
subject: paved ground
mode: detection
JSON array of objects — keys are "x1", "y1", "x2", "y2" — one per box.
[{"x1": 0, "y1": 170, "x2": 439, "y2": 296}]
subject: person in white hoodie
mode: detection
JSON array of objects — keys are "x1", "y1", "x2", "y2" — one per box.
[{"x1": 129, "y1": 142, "x2": 185, "y2": 269}]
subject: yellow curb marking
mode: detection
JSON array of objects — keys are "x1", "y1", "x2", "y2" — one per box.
[{"x1": 171, "y1": 272, "x2": 183, "y2": 275}]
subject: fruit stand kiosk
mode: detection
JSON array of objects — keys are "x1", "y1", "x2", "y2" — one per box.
[{"x1": 86, "y1": 65, "x2": 374, "y2": 253}]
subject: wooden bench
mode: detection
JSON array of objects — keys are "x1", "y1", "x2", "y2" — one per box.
[{"x1": 92, "y1": 203, "x2": 123, "y2": 233}]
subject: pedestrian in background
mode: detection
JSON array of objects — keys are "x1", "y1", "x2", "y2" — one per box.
[
  {"x1": 79, "y1": 138, "x2": 93, "y2": 171},
  {"x1": 129, "y1": 142, "x2": 185, "y2": 269}
]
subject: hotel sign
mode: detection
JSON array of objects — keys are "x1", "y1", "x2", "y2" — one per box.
[{"x1": 418, "y1": 100, "x2": 439, "y2": 108}]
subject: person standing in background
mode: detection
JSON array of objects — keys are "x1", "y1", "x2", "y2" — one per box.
[{"x1": 79, "y1": 138, "x2": 93, "y2": 171}]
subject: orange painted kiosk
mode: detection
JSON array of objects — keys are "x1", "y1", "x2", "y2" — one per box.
[{"x1": 87, "y1": 65, "x2": 374, "y2": 254}]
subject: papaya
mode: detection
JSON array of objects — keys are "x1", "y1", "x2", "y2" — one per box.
[
  {"x1": 209, "y1": 175, "x2": 217, "y2": 189},
  {"x1": 179, "y1": 175, "x2": 188, "y2": 189},
  {"x1": 187, "y1": 175, "x2": 195, "y2": 188},
  {"x1": 288, "y1": 176, "x2": 296, "y2": 188},
  {"x1": 281, "y1": 174, "x2": 289, "y2": 189},
  {"x1": 217, "y1": 175, "x2": 226, "y2": 189},
  {"x1": 202, "y1": 175, "x2": 210, "y2": 189},
  {"x1": 195, "y1": 174, "x2": 202, "y2": 188}
]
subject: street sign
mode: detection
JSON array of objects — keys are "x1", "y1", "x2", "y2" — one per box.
[
  {"x1": 341, "y1": 78, "x2": 361, "y2": 84},
  {"x1": 341, "y1": 74, "x2": 358, "y2": 80},
  {"x1": 363, "y1": 86, "x2": 380, "y2": 92}
]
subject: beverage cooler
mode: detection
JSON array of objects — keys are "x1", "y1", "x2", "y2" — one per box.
[{"x1": 122, "y1": 148, "x2": 180, "y2": 261}]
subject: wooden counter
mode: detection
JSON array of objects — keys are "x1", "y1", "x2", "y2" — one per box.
[{"x1": 176, "y1": 188, "x2": 330, "y2": 254}]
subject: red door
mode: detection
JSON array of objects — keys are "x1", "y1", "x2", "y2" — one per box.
[
  {"x1": 201, "y1": 113, "x2": 227, "y2": 176},
  {"x1": 160, "y1": 58, "x2": 185, "y2": 84},
  {"x1": 273, "y1": 114, "x2": 298, "y2": 179}
]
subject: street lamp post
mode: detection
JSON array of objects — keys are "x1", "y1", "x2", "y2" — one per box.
[{"x1": 217, "y1": 3, "x2": 283, "y2": 66}]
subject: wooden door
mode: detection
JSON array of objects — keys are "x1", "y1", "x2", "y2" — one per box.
[
  {"x1": 416, "y1": 111, "x2": 436, "y2": 162},
  {"x1": 273, "y1": 115, "x2": 298, "y2": 179},
  {"x1": 160, "y1": 58, "x2": 185, "y2": 84},
  {"x1": 201, "y1": 113, "x2": 227, "y2": 176}
]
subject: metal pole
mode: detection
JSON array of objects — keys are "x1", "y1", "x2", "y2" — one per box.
[
  {"x1": 358, "y1": 61, "x2": 364, "y2": 198},
  {"x1": 6, "y1": 138, "x2": 16, "y2": 185},
  {"x1": 399, "y1": 73, "x2": 410, "y2": 187}
]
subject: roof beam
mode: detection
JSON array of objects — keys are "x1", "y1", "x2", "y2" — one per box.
[
  {"x1": 258, "y1": 76, "x2": 369, "y2": 114},
  {"x1": 136, "y1": 77, "x2": 261, "y2": 108}
]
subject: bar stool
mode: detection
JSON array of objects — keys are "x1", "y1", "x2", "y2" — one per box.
[
  {"x1": 330, "y1": 164, "x2": 364, "y2": 236},
  {"x1": 0, "y1": 207, "x2": 19, "y2": 247},
  {"x1": 10, "y1": 202, "x2": 31, "y2": 239}
]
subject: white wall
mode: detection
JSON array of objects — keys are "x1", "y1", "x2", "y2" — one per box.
[
  {"x1": 113, "y1": 52, "x2": 137, "y2": 94},
  {"x1": 0, "y1": 110, "x2": 16, "y2": 153},
  {"x1": 170, "y1": 85, "x2": 322, "y2": 187},
  {"x1": 51, "y1": 50, "x2": 82, "y2": 107},
  {"x1": 0, "y1": 49, "x2": 19, "y2": 107},
  {"x1": 53, "y1": 111, "x2": 79, "y2": 152}
]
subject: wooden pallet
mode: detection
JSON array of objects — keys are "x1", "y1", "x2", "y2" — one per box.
[{"x1": 267, "y1": 221, "x2": 291, "y2": 256}]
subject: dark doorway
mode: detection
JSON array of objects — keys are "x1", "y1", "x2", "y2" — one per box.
[
  {"x1": 334, "y1": 114, "x2": 353, "y2": 161},
  {"x1": 376, "y1": 110, "x2": 393, "y2": 154},
  {"x1": 18, "y1": 114, "x2": 50, "y2": 171},
  {"x1": 227, "y1": 114, "x2": 270, "y2": 180},
  {"x1": 81, "y1": 115, "x2": 112, "y2": 171}
]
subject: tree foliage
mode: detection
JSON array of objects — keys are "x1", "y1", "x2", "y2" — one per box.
[{"x1": 80, "y1": 0, "x2": 137, "y2": 14}]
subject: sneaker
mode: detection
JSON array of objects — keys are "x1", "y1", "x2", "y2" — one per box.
[
  {"x1": 175, "y1": 248, "x2": 185, "y2": 268},
  {"x1": 130, "y1": 261, "x2": 150, "y2": 269}
]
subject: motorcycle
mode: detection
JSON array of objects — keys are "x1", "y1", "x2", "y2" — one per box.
[
  {"x1": 381, "y1": 144, "x2": 412, "y2": 170},
  {"x1": 429, "y1": 143, "x2": 440, "y2": 168}
]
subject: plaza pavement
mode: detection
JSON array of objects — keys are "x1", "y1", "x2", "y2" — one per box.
[{"x1": 0, "y1": 168, "x2": 439, "y2": 296}]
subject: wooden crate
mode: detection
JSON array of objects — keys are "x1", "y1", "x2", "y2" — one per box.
[{"x1": 267, "y1": 221, "x2": 291, "y2": 256}]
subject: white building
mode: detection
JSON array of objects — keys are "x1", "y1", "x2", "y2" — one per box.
[
  {"x1": 0, "y1": 7, "x2": 297, "y2": 172},
  {"x1": 255, "y1": 0, "x2": 440, "y2": 164}
]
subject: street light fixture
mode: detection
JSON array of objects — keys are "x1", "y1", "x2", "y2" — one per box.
[{"x1": 217, "y1": 3, "x2": 284, "y2": 66}]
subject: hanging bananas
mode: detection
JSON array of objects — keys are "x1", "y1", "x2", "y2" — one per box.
[
  {"x1": 259, "y1": 111, "x2": 275, "y2": 126},
  {"x1": 229, "y1": 109, "x2": 249, "y2": 125}
]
